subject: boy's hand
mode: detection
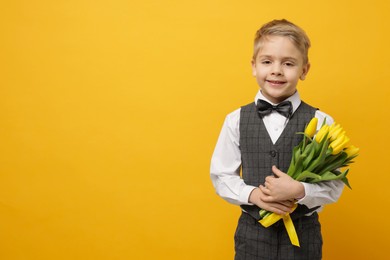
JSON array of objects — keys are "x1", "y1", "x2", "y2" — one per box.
[
  {"x1": 249, "y1": 187, "x2": 294, "y2": 215},
  {"x1": 259, "y1": 165, "x2": 305, "y2": 202}
]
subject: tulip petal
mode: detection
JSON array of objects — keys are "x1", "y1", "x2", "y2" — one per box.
[{"x1": 304, "y1": 117, "x2": 318, "y2": 138}]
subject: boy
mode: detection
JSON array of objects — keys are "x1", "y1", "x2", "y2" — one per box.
[{"x1": 210, "y1": 19, "x2": 344, "y2": 260}]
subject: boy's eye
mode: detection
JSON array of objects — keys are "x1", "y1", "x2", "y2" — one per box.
[
  {"x1": 284, "y1": 62, "x2": 295, "y2": 67},
  {"x1": 261, "y1": 60, "x2": 271, "y2": 64}
]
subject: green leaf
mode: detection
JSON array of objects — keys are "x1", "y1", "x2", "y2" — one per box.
[
  {"x1": 342, "y1": 177, "x2": 352, "y2": 189},
  {"x1": 287, "y1": 147, "x2": 304, "y2": 177},
  {"x1": 302, "y1": 142, "x2": 313, "y2": 154},
  {"x1": 292, "y1": 154, "x2": 307, "y2": 179},
  {"x1": 302, "y1": 143, "x2": 316, "y2": 169},
  {"x1": 338, "y1": 168, "x2": 349, "y2": 178},
  {"x1": 343, "y1": 154, "x2": 358, "y2": 165},
  {"x1": 305, "y1": 138, "x2": 329, "y2": 172},
  {"x1": 325, "y1": 168, "x2": 352, "y2": 188},
  {"x1": 315, "y1": 154, "x2": 339, "y2": 173},
  {"x1": 318, "y1": 171, "x2": 338, "y2": 181},
  {"x1": 318, "y1": 152, "x2": 348, "y2": 175},
  {"x1": 292, "y1": 146, "x2": 301, "y2": 164},
  {"x1": 312, "y1": 140, "x2": 321, "y2": 158},
  {"x1": 287, "y1": 147, "x2": 299, "y2": 176},
  {"x1": 296, "y1": 170, "x2": 322, "y2": 182}
]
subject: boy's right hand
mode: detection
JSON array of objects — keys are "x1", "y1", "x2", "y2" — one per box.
[{"x1": 249, "y1": 187, "x2": 294, "y2": 215}]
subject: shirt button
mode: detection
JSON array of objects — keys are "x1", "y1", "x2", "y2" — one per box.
[{"x1": 270, "y1": 150, "x2": 277, "y2": 157}]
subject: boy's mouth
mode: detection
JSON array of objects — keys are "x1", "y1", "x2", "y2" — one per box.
[{"x1": 266, "y1": 80, "x2": 286, "y2": 85}]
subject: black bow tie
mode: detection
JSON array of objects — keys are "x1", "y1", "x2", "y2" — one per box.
[{"x1": 256, "y1": 99, "x2": 293, "y2": 118}]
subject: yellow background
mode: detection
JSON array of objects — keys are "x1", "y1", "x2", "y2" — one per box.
[{"x1": 1, "y1": 1, "x2": 389, "y2": 259}]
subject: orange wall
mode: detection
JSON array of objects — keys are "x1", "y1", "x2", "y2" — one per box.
[{"x1": 0, "y1": 1, "x2": 389, "y2": 259}]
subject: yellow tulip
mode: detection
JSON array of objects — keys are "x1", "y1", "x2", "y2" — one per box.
[
  {"x1": 314, "y1": 125, "x2": 330, "y2": 143},
  {"x1": 330, "y1": 134, "x2": 350, "y2": 155},
  {"x1": 344, "y1": 145, "x2": 360, "y2": 158},
  {"x1": 328, "y1": 124, "x2": 344, "y2": 142},
  {"x1": 330, "y1": 133, "x2": 346, "y2": 147},
  {"x1": 304, "y1": 118, "x2": 318, "y2": 138}
]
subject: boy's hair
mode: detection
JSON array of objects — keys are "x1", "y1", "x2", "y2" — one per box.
[{"x1": 253, "y1": 19, "x2": 311, "y2": 65}]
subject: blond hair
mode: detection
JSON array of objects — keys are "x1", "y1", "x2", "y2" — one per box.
[{"x1": 253, "y1": 19, "x2": 311, "y2": 65}]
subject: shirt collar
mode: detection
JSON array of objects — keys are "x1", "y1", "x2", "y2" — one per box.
[{"x1": 254, "y1": 90, "x2": 301, "y2": 114}]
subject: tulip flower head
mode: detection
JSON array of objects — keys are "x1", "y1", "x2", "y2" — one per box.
[
  {"x1": 314, "y1": 124, "x2": 330, "y2": 143},
  {"x1": 330, "y1": 134, "x2": 350, "y2": 155},
  {"x1": 304, "y1": 117, "x2": 318, "y2": 138},
  {"x1": 328, "y1": 124, "x2": 344, "y2": 142},
  {"x1": 344, "y1": 145, "x2": 360, "y2": 158}
]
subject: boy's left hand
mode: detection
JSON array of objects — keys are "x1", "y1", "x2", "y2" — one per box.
[{"x1": 260, "y1": 165, "x2": 305, "y2": 202}]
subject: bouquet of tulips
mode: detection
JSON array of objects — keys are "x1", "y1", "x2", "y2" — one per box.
[{"x1": 258, "y1": 117, "x2": 359, "y2": 246}]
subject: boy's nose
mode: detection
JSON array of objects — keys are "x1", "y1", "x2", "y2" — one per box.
[{"x1": 271, "y1": 64, "x2": 283, "y2": 75}]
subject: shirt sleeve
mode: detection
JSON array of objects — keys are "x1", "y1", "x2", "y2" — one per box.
[
  {"x1": 298, "y1": 180, "x2": 345, "y2": 209},
  {"x1": 210, "y1": 109, "x2": 257, "y2": 205},
  {"x1": 296, "y1": 110, "x2": 345, "y2": 209}
]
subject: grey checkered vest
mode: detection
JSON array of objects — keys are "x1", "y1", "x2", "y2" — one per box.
[{"x1": 240, "y1": 101, "x2": 319, "y2": 220}]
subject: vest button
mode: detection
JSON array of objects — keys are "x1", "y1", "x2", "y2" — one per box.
[{"x1": 270, "y1": 150, "x2": 277, "y2": 157}]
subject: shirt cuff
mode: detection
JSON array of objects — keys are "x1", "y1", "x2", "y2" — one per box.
[
  {"x1": 296, "y1": 182, "x2": 317, "y2": 209},
  {"x1": 240, "y1": 185, "x2": 258, "y2": 205}
]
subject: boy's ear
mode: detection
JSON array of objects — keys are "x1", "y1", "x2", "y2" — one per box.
[
  {"x1": 251, "y1": 60, "x2": 256, "y2": 77},
  {"x1": 300, "y1": 63, "x2": 310, "y2": 80}
]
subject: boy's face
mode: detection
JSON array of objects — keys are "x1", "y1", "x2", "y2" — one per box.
[{"x1": 251, "y1": 36, "x2": 310, "y2": 104}]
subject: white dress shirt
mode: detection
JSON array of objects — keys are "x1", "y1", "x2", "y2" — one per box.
[{"x1": 210, "y1": 91, "x2": 344, "y2": 212}]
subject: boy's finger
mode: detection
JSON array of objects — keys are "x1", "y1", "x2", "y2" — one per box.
[
  {"x1": 259, "y1": 185, "x2": 271, "y2": 196},
  {"x1": 272, "y1": 165, "x2": 287, "y2": 177}
]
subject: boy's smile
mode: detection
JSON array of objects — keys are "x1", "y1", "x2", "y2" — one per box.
[
  {"x1": 252, "y1": 36, "x2": 310, "y2": 104},
  {"x1": 267, "y1": 80, "x2": 287, "y2": 86}
]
